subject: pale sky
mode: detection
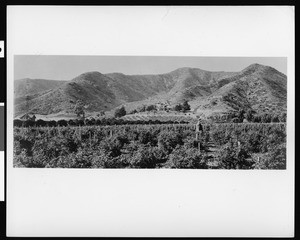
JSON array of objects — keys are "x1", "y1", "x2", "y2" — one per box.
[{"x1": 14, "y1": 56, "x2": 287, "y2": 81}]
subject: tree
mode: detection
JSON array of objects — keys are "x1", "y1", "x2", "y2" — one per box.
[
  {"x1": 245, "y1": 109, "x2": 254, "y2": 122},
  {"x1": 237, "y1": 109, "x2": 245, "y2": 122},
  {"x1": 261, "y1": 113, "x2": 272, "y2": 123},
  {"x1": 253, "y1": 115, "x2": 261, "y2": 123},
  {"x1": 167, "y1": 145, "x2": 208, "y2": 169},
  {"x1": 68, "y1": 119, "x2": 77, "y2": 126},
  {"x1": 47, "y1": 120, "x2": 57, "y2": 127},
  {"x1": 13, "y1": 119, "x2": 23, "y2": 127},
  {"x1": 146, "y1": 104, "x2": 156, "y2": 112},
  {"x1": 279, "y1": 112, "x2": 287, "y2": 122},
  {"x1": 254, "y1": 144, "x2": 286, "y2": 169},
  {"x1": 75, "y1": 100, "x2": 85, "y2": 120},
  {"x1": 218, "y1": 143, "x2": 253, "y2": 169},
  {"x1": 231, "y1": 117, "x2": 241, "y2": 123},
  {"x1": 36, "y1": 119, "x2": 46, "y2": 127},
  {"x1": 57, "y1": 119, "x2": 68, "y2": 126},
  {"x1": 271, "y1": 114, "x2": 280, "y2": 123},
  {"x1": 182, "y1": 100, "x2": 191, "y2": 112},
  {"x1": 114, "y1": 106, "x2": 126, "y2": 118},
  {"x1": 86, "y1": 118, "x2": 96, "y2": 126},
  {"x1": 174, "y1": 104, "x2": 182, "y2": 112}
]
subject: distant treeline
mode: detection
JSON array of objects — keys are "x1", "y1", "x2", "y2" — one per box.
[
  {"x1": 14, "y1": 118, "x2": 190, "y2": 128},
  {"x1": 208, "y1": 110, "x2": 287, "y2": 123},
  {"x1": 14, "y1": 110, "x2": 286, "y2": 128}
]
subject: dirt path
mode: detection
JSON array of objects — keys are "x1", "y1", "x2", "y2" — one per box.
[{"x1": 204, "y1": 141, "x2": 220, "y2": 168}]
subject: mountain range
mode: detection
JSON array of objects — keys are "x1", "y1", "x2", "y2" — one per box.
[{"x1": 14, "y1": 63, "x2": 287, "y2": 118}]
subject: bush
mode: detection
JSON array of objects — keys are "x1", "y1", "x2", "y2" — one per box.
[
  {"x1": 138, "y1": 129, "x2": 158, "y2": 146},
  {"x1": 128, "y1": 144, "x2": 152, "y2": 168},
  {"x1": 104, "y1": 154, "x2": 130, "y2": 168},
  {"x1": 157, "y1": 130, "x2": 184, "y2": 153},
  {"x1": 217, "y1": 143, "x2": 254, "y2": 169},
  {"x1": 14, "y1": 151, "x2": 48, "y2": 168},
  {"x1": 166, "y1": 145, "x2": 208, "y2": 169},
  {"x1": 253, "y1": 144, "x2": 286, "y2": 169},
  {"x1": 13, "y1": 123, "x2": 286, "y2": 169},
  {"x1": 129, "y1": 144, "x2": 167, "y2": 168}
]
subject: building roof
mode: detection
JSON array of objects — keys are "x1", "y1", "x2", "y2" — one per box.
[{"x1": 19, "y1": 113, "x2": 36, "y2": 120}]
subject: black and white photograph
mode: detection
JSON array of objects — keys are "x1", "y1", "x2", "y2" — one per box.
[
  {"x1": 13, "y1": 56, "x2": 287, "y2": 169},
  {"x1": 6, "y1": 6, "x2": 294, "y2": 237}
]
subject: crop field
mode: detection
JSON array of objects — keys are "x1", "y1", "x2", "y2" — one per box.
[{"x1": 13, "y1": 123, "x2": 286, "y2": 169}]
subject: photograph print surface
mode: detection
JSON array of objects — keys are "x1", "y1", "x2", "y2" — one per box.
[{"x1": 13, "y1": 56, "x2": 287, "y2": 169}]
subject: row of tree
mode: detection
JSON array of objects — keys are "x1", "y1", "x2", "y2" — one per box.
[
  {"x1": 238, "y1": 109, "x2": 286, "y2": 123},
  {"x1": 14, "y1": 118, "x2": 189, "y2": 128},
  {"x1": 208, "y1": 109, "x2": 287, "y2": 123},
  {"x1": 14, "y1": 120, "x2": 286, "y2": 169}
]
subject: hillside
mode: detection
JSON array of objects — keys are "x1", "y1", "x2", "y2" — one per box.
[
  {"x1": 14, "y1": 78, "x2": 66, "y2": 98},
  {"x1": 192, "y1": 64, "x2": 287, "y2": 116},
  {"x1": 14, "y1": 63, "x2": 287, "y2": 118}
]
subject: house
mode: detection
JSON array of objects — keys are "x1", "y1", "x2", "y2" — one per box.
[
  {"x1": 19, "y1": 113, "x2": 36, "y2": 121},
  {"x1": 156, "y1": 102, "x2": 172, "y2": 111}
]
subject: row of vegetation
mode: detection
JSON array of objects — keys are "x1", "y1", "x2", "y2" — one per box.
[
  {"x1": 14, "y1": 110, "x2": 286, "y2": 127},
  {"x1": 14, "y1": 123, "x2": 286, "y2": 169},
  {"x1": 14, "y1": 118, "x2": 189, "y2": 128},
  {"x1": 208, "y1": 109, "x2": 287, "y2": 123},
  {"x1": 117, "y1": 105, "x2": 286, "y2": 123}
]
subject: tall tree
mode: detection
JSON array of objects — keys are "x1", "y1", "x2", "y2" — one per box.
[{"x1": 75, "y1": 100, "x2": 85, "y2": 120}]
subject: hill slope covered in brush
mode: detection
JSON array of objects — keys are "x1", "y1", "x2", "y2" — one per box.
[{"x1": 14, "y1": 63, "x2": 287, "y2": 118}]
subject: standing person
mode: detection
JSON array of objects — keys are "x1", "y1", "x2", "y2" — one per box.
[{"x1": 196, "y1": 118, "x2": 203, "y2": 141}]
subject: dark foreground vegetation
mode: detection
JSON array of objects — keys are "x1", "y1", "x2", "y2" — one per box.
[{"x1": 14, "y1": 123, "x2": 286, "y2": 169}]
